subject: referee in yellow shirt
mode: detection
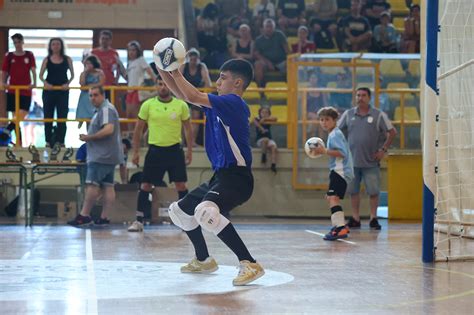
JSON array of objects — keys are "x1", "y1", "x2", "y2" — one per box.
[{"x1": 128, "y1": 75, "x2": 192, "y2": 232}]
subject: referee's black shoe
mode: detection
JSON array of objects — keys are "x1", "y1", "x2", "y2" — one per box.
[
  {"x1": 346, "y1": 217, "x2": 361, "y2": 228},
  {"x1": 369, "y1": 218, "x2": 382, "y2": 230}
]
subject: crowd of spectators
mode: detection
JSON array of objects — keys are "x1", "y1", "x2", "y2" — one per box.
[{"x1": 195, "y1": 0, "x2": 420, "y2": 75}]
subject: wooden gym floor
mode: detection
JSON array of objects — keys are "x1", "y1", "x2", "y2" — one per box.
[{"x1": 0, "y1": 218, "x2": 473, "y2": 314}]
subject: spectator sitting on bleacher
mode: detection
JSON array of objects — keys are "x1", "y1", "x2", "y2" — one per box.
[
  {"x1": 215, "y1": 0, "x2": 248, "y2": 19},
  {"x1": 196, "y1": 3, "x2": 220, "y2": 54},
  {"x1": 229, "y1": 24, "x2": 254, "y2": 62},
  {"x1": 292, "y1": 26, "x2": 316, "y2": 53},
  {"x1": 372, "y1": 11, "x2": 398, "y2": 53},
  {"x1": 254, "y1": 106, "x2": 278, "y2": 173},
  {"x1": 401, "y1": 4, "x2": 420, "y2": 53},
  {"x1": 363, "y1": 0, "x2": 391, "y2": 29},
  {"x1": 277, "y1": 0, "x2": 307, "y2": 34},
  {"x1": 254, "y1": 19, "x2": 289, "y2": 87},
  {"x1": 340, "y1": 0, "x2": 372, "y2": 52},
  {"x1": 252, "y1": 0, "x2": 276, "y2": 35},
  {"x1": 308, "y1": 0, "x2": 338, "y2": 49}
]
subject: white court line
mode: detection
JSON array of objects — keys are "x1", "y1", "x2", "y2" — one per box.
[
  {"x1": 21, "y1": 223, "x2": 52, "y2": 260},
  {"x1": 86, "y1": 229, "x2": 98, "y2": 315},
  {"x1": 305, "y1": 229, "x2": 357, "y2": 245}
]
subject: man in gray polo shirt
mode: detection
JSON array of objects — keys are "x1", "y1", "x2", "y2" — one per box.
[
  {"x1": 68, "y1": 86, "x2": 123, "y2": 227},
  {"x1": 338, "y1": 87, "x2": 397, "y2": 230}
]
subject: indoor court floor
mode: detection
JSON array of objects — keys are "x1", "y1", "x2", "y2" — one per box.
[{"x1": 1, "y1": 218, "x2": 473, "y2": 314}]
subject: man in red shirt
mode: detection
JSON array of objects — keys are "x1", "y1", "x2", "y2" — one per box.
[
  {"x1": 91, "y1": 30, "x2": 123, "y2": 100},
  {"x1": 1, "y1": 33, "x2": 37, "y2": 145}
]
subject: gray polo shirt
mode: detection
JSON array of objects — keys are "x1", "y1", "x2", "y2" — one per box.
[
  {"x1": 255, "y1": 30, "x2": 288, "y2": 64},
  {"x1": 338, "y1": 106, "x2": 393, "y2": 168},
  {"x1": 87, "y1": 100, "x2": 123, "y2": 165}
]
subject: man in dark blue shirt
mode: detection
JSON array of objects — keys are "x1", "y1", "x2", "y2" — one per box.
[{"x1": 158, "y1": 59, "x2": 264, "y2": 286}]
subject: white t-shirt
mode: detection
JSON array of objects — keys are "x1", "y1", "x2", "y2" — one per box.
[
  {"x1": 253, "y1": 2, "x2": 276, "y2": 18},
  {"x1": 127, "y1": 56, "x2": 149, "y2": 87}
]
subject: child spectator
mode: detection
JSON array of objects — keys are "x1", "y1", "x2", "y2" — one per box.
[
  {"x1": 292, "y1": 26, "x2": 316, "y2": 53},
  {"x1": 254, "y1": 106, "x2": 278, "y2": 173},
  {"x1": 312, "y1": 106, "x2": 354, "y2": 240},
  {"x1": 76, "y1": 55, "x2": 105, "y2": 128}
]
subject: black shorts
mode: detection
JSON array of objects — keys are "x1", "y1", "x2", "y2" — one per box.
[
  {"x1": 7, "y1": 93, "x2": 31, "y2": 112},
  {"x1": 327, "y1": 170, "x2": 347, "y2": 199},
  {"x1": 178, "y1": 166, "x2": 254, "y2": 216},
  {"x1": 141, "y1": 143, "x2": 187, "y2": 185}
]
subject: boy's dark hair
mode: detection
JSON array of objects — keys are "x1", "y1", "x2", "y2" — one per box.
[
  {"x1": 356, "y1": 87, "x2": 371, "y2": 98},
  {"x1": 220, "y1": 59, "x2": 254, "y2": 90},
  {"x1": 11, "y1": 33, "x2": 24, "y2": 41},
  {"x1": 100, "y1": 30, "x2": 113, "y2": 38},
  {"x1": 317, "y1": 106, "x2": 339, "y2": 120}
]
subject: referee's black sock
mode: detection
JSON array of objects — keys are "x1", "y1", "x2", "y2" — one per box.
[
  {"x1": 136, "y1": 190, "x2": 151, "y2": 223},
  {"x1": 185, "y1": 227, "x2": 210, "y2": 262},
  {"x1": 178, "y1": 189, "x2": 188, "y2": 200},
  {"x1": 217, "y1": 223, "x2": 256, "y2": 263}
]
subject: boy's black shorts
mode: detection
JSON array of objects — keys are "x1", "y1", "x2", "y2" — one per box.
[
  {"x1": 142, "y1": 144, "x2": 187, "y2": 185},
  {"x1": 178, "y1": 166, "x2": 254, "y2": 216},
  {"x1": 327, "y1": 170, "x2": 347, "y2": 199}
]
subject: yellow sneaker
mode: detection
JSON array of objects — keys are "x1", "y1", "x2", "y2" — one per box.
[
  {"x1": 232, "y1": 260, "x2": 265, "y2": 286},
  {"x1": 180, "y1": 256, "x2": 218, "y2": 274}
]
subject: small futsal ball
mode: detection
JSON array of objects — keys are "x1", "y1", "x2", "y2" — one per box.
[
  {"x1": 304, "y1": 137, "x2": 325, "y2": 159},
  {"x1": 153, "y1": 37, "x2": 186, "y2": 71}
]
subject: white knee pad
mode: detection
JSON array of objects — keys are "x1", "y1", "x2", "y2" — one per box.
[
  {"x1": 169, "y1": 202, "x2": 199, "y2": 231},
  {"x1": 194, "y1": 201, "x2": 230, "y2": 235}
]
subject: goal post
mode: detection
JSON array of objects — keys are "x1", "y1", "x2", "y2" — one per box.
[{"x1": 422, "y1": 0, "x2": 474, "y2": 262}]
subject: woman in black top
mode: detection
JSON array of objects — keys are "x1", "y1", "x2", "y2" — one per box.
[
  {"x1": 39, "y1": 37, "x2": 74, "y2": 147},
  {"x1": 179, "y1": 48, "x2": 211, "y2": 146},
  {"x1": 229, "y1": 24, "x2": 254, "y2": 62}
]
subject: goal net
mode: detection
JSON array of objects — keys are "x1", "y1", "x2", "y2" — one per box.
[{"x1": 423, "y1": 0, "x2": 474, "y2": 262}]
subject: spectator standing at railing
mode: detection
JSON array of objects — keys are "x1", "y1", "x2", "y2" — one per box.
[
  {"x1": 254, "y1": 19, "x2": 289, "y2": 87},
  {"x1": 306, "y1": 72, "x2": 328, "y2": 141},
  {"x1": 1, "y1": 33, "x2": 37, "y2": 146},
  {"x1": 124, "y1": 41, "x2": 155, "y2": 133},
  {"x1": 91, "y1": 30, "x2": 121, "y2": 100},
  {"x1": 39, "y1": 37, "x2": 74, "y2": 147},
  {"x1": 291, "y1": 26, "x2": 316, "y2": 53},
  {"x1": 76, "y1": 55, "x2": 105, "y2": 129},
  {"x1": 179, "y1": 48, "x2": 211, "y2": 147}
]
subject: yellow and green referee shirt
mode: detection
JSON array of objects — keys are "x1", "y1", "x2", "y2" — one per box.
[{"x1": 138, "y1": 97, "x2": 190, "y2": 147}]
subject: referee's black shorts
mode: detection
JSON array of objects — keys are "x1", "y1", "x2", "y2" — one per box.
[
  {"x1": 327, "y1": 170, "x2": 347, "y2": 199},
  {"x1": 178, "y1": 166, "x2": 254, "y2": 217},
  {"x1": 142, "y1": 143, "x2": 187, "y2": 185}
]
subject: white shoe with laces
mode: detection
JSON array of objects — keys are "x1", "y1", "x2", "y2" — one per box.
[{"x1": 127, "y1": 220, "x2": 144, "y2": 232}]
